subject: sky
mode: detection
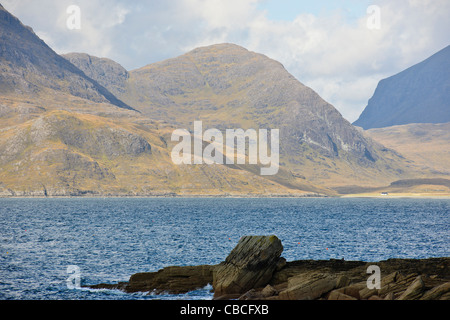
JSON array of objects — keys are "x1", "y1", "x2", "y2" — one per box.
[{"x1": 2, "y1": 0, "x2": 449, "y2": 123}]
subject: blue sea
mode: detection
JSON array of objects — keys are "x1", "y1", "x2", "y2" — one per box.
[{"x1": 0, "y1": 197, "x2": 449, "y2": 300}]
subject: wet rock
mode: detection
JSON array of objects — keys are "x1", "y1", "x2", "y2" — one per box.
[{"x1": 125, "y1": 265, "x2": 214, "y2": 295}]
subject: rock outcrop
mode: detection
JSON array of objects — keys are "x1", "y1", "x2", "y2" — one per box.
[
  {"x1": 213, "y1": 235, "x2": 284, "y2": 299},
  {"x1": 89, "y1": 265, "x2": 215, "y2": 295},
  {"x1": 88, "y1": 235, "x2": 450, "y2": 300}
]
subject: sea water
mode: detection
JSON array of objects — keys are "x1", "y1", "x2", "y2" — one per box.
[{"x1": 0, "y1": 197, "x2": 448, "y2": 300}]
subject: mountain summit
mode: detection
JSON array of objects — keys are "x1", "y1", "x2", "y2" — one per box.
[
  {"x1": 66, "y1": 43, "x2": 411, "y2": 188},
  {"x1": 0, "y1": 5, "x2": 431, "y2": 196},
  {"x1": 354, "y1": 45, "x2": 450, "y2": 129},
  {"x1": 0, "y1": 5, "x2": 134, "y2": 111}
]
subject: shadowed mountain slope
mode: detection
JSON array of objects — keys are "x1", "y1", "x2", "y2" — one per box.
[
  {"x1": 354, "y1": 45, "x2": 450, "y2": 129},
  {"x1": 0, "y1": 5, "x2": 134, "y2": 111}
]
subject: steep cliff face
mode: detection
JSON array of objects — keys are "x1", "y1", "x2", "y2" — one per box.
[
  {"x1": 354, "y1": 45, "x2": 450, "y2": 129},
  {"x1": 0, "y1": 5, "x2": 133, "y2": 111},
  {"x1": 62, "y1": 53, "x2": 130, "y2": 96}
]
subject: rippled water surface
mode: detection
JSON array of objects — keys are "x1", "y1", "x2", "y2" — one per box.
[{"x1": 0, "y1": 197, "x2": 448, "y2": 300}]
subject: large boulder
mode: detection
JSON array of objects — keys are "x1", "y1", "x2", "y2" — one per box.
[{"x1": 213, "y1": 235, "x2": 284, "y2": 298}]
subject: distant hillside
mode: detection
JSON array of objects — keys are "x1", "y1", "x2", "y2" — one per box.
[
  {"x1": 365, "y1": 122, "x2": 450, "y2": 175},
  {"x1": 0, "y1": 5, "x2": 133, "y2": 111},
  {"x1": 0, "y1": 5, "x2": 317, "y2": 197},
  {"x1": 354, "y1": 45, "x2": 450, "y2": 129},
  {"x1": 0, "y1": 5, "x2": 439, "y2": 196},
  {"x1": 66, "y1": 44, "x2": 415, "y2": 188},
  {"x1": 1, "y1": 109, "x2": 315, "y2": 197}
]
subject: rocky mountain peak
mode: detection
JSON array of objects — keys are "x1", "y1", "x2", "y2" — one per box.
[
  {"x1": 354, "y1": 45, "x2": 450, "y2": 129},
  {"x1": 63, "y1": 52, "x2": 130, "y2": 96},
  {"x1": 0, "y1": 4, "x2": 134, "y2": 111}
]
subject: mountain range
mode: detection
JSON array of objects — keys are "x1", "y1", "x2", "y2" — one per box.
[
  {"x1": 0, "y1": 4, "x2": 448, "y2": 197},
  {"x1": 64, "y1": 44, "x2": 415, "y2": 188}
]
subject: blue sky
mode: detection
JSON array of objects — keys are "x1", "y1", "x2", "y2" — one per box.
[
  {"x1": 257, "y1": 0, "x2": 371, "y2": 22},
  {"x1": 2, "y1": 0, "x2": 449, "y2": 122}
]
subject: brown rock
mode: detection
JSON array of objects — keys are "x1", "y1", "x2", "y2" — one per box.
[
  {"x1": 261, "y1": 284, "x2": 278, "y2": 298},
  {"x1": 336, "y1": 275, "x2": 351, "y2": 288},
  {"x1": 378, "y1": 272, "x2": 419, "y2": 298},
  {"x1": 439, "y1": 292, "x2": 450, "y2": 300},
  {"x1": 238, "y1": 285, "x2": 278, "y2": 300},
  {"x1": 278, "y1": 274, "x2": 337, "y2": 300},
  {"x1": 359, "y1": 287, "x2": 379, "y2": 300},
  {"x1": 333, "y1": 282, "x2": 366, "y2": 299},
  {"x1": 125, "y1": 265, "x2": 214, "y2": 294},
  {"x1": 384, "y1": 292, "x2": 395, "y2": 300},
  {"x1": 397, "y1": 275, "x2": 424, "y2": 300},
  {"x1": 328, "y1": 290, "x2": 358, "y2": 300},
  {"x1": 214, "y1": 293, "x2": 242, "y2": 300},
  {"x1": 239, "y1": 289, "x2": 260, "y2": 300},
  {"x1": 275, "y1": 257, "x2": 287, "y2": 271},
  {"x1": 213, "y1": 235, "x2": 283, "y2": 298},
  {"x1": 420, "y1": 282, "x2": 450, "y2": 300},
  {"x1": 379, "y1": 271, "x2": 399, "y2": 296}
]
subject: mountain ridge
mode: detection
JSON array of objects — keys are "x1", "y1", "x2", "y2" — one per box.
[
  {"x1": 0, "y1": 5, "x2": 445, "y2": 196},
  {"x1": 354, "y1": 45, "x2": 450, "y2": 129},
  {"x1": 0, "y1": 5, "x2": 135, "y2": 112},
  {"x1": 65, "y1": 43, "x2": 415, "y2": 188}
]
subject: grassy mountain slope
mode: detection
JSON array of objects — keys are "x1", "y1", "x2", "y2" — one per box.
[
  {"x1": 365, "y1": 123, "x2": 450, "y2": 175},
  {"x1": 68, "y1": 44, "x2": 418, "y2": 188},
  {"x1": 1, "y1": 4, "x2": 443, "y2": 196},
  {"x1": 0, "y1": 107, "x2": 317, "y2": 196}
]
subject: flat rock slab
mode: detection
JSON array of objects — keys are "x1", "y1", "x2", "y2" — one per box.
[{"x1": 90, "y1": 265, "x2": 214, "y2": 295}]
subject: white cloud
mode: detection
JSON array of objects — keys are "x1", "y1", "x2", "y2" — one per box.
[
  {"x1": 2, "y1": 0, "x2": 449, "y2": 122},
  {"x1": 230, "y1": 0, "x2": 450, "y2": 121}
]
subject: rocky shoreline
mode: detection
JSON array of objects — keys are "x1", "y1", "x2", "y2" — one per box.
[{"x1": 88, "y1": 235, "x2": 450, "y2": 300}]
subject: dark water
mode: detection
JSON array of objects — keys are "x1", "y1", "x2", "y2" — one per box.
[{"x1": 0, "y1": 197, "x2": 448, "y2": 300}]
